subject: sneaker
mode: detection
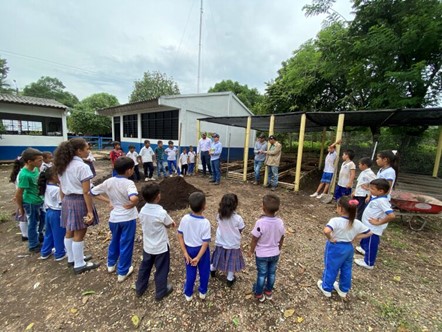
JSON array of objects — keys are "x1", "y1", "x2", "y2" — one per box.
[
  {"x1": 317, "y1": 193, "x2": 324, "y2": 199},
  {"x1": 354, "y1": 258, "x2": 374, "y2": 270},
  {"x1": 73, "y1": 261, "x2": 100, "y2": 275},
  {"x1": 29, "y1": 245, "x2": 41, "y2": 253},
  {"x1": 179, "y1": 175, "x2": 184, "y2": 177},
  {"x1": 55, "y1": 253, "x2": 67, "y2": 262},
  {"x1": 252, "y1": 181, "x2": 258, "y2": 185},
  {"x1": 185, "y1": 295, "x2": 193, "y2": 302},
  {"x1": 117, "y1": 266, "x2": 134, "y2": 282},
  {"x1": 213, "y1": 182, "x2": 220, "y2": 185},
  {"x1": 255, "y1": 294, "x2": 266, "y2": 303},
  {"x1": 310, "y1": 192, "x2": 318, "y2": 197},
  {"x1": 108, "y1": 265, "x2": 116, "y2": 273},
  {"x1": 226, "y1": 277, "x2": 237, "y2": 287},
  {"x1": 355, "y1": 246, "x2": 365, "y2": 255},
  {"x1": 155, "y1": 284, "x2": 174, "y2": 301},
  {"x1": 209, "y1": 180, "x2": 216, "y2": 183},
  {"x1": 199, "y1": 292, "x2": 207, "y2": 300},
  {"x1": 333, "y1": 282, "x2": 347, "y2": 298},
  {"x1": 68, "y1": 255, "x2": 93, "y2": 267},
  {"x1": 21, "y1": 236, "x2": 29, "y2": 242},
  {"x1": 317, "y1": 280, "x2": 331, "y2": 297},
  {"x1": 210, "y1": 270, "x2": 216, "y2": 278},
  {"x1": 271, "y1": 187, "x2": 276, "y2": 191},
  {"x1": 151, "y1": 177, "x2": 156, "y2": 181},
  {"x1": 264, "y1": 290, "x2": 273, "y2": 300},
  {"x1": 144, "y1": 177, "x2": 148, "y2": 182},
  {"x1": 39, "y1": 252, "x2": 53, "y2": 260}
]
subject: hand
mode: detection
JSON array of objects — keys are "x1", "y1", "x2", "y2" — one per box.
[
  {"x1": 351, "y1": 193, "x2": 355, "y2": 198},
  {"x1": 336, "y1": 139, "x2": 342, "y2": 144},
  {"x1": 369, "y1": 217, "x2": 381, "y2": 225},
  {"x1": 329, "y1": 237, "x2": 337, "y2": 243},
  {"x1": 18, "y1": 208, "x2": 24, "y2": 218},
  {"x1": 248, "y1": 250, "x2": 254, "y2": 258},
  {"x1": 183, "y1": 253, "x2": 192, "y2": 265},
  {"x1": 123, "y1": 203, "x2": 134, "y2": 209},
  {"x1": 346, "y1": 183, "x2": 352, "y2": 189},
  {"x1": 190, "y1": 257, "x2": 200, "y2": 266},
  {"x1": 170, "y1": 221, "x2": 176, "y2": 228},
  {"x1": 83, "y1": 212, "x2": 94, "y2": 225},
  {"x1": 365, "y1": 196, "x2": 370, "y2": 204}
]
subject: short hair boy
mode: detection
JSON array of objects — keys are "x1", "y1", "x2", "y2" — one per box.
[
  {"x1": 139, "y1": 140, "x2": 156, "y2": 181},
  {"x1": 334, "y1": 149, "x2": 356, "y2": 201},
  {"x1": 155, "y1": 140, "x2": 168, "y2": 178},
  {"x1": 353, "y1": 157, "x2": 376, "y2": 220},
  {"x1": 188, "y1": 145, "x2": 196, "y2": 176},
  {"x1": 126, "y1": 145, "x2": 141, "y2": 181},
  {"x1": 177, "y1": 192, "x2": 211, "y2": 301}
]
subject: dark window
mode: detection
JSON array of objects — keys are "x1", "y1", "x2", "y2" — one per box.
[
  {"x1": 141, "y1": 110, "x2": 178, "y2": 140},
  {"x1": 113, "y1": 116, "x2": 121, "y2": 141},
  {"x1": 0, "y1": 112, "x2": 62, "y2": 136},
  {"x1": 123, "y1": 114, "x2": 138, "y2": 138}
]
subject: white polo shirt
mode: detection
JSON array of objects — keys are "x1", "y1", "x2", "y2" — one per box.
[
  {"x1": 165, "y1": 147, "x2": 178, "y2": 161},
  {"x1": 180, "y1": 153, "x2": 188, "y2": 165},
  {"x1": 326, "y1": 217, "x2": 370, "y2": 242},
  {"x1": 178, "y1": 214, "x2": 211, "y2": 247},
  {"x1": 362, "y1": 196, "x2": 394, "y2": 236},
  {"x1": 139, "y1": 146, "x2": 155, "y2": 163},
  {"x1": 126, "y1": 151, "x2": 139, "y2": 166},
  {"x1": 324, "y1": 151, "x2": 337, "y2": 173},
  {"x1": 215, "y1": 212, "x2": 245, "y2": 249},
  {"x1": 44, "y1": 184, "x2": 62, "y2": 211},
  {"x1": 354, "y1": 168, "x2": 376, "y2": 197},
  {"x1": 188, "y1": 151, "x2": 196, "y2": 163},
  {"x1": 90, "y1": 176, "x2": 138, "y2": 223},
  {"x1": 377, "y1": 166, "x2": 396, "y2": 189},
  {"x1": 139, "y1": 203, "x2": 174, "y2": 255},
  {"x1": 337, "y1": 160, "x2": 356, "y2": 187},
  {"x1": 59, "y1": 156, "x2": 93, "y2": 195}
]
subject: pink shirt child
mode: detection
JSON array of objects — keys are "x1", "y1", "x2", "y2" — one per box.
[{"x1": 251, "y1": 216, "x2": 285, "y2": 257}]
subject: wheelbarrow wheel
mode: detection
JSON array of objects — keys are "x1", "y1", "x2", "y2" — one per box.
[{"x1": 408, "y1": 216, "x2": 427, "y2": 231}]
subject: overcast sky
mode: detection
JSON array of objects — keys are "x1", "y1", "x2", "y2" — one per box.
[{"x1": 1, "y1": 0, "x2": 353, "y2": 103}]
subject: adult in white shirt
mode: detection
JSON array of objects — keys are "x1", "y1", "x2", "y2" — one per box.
[{"x1": 197, "y1": 133, "x2": 212, "y2": 176}]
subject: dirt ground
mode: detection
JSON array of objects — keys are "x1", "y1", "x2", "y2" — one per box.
[{"x1": 0, "y1": 159, "x2": 441, "y2": 332}]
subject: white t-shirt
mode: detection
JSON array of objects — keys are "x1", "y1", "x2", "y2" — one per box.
[
  {"x1": 215, "y1": 212, "x2": 245, "y2": 249},
  {"x1": 40, "y1": 162, "x2": 53, "y2": 172},
  {"x1": 362, "y1": 196, "x2": 394, "y2": 236},
  {"x1": 90, "y1": 176, "x2": 138, "y2": 223},
  {"x1": 139, "y1": 146, "x2": 155, "y2": 163},
  {"x1": 139, "y1": 203, "x2": 174, "y2": 255},
  {"x1": 177, "y1": 214, "x2": 211, "y2": 247},
  {"x1": 44, "y1": 184, "x2": 62, "y2": 211},
  {"x1": 165, "y1": 147, "x2": 178, "y2": 161},
  {"x1": 354, "y1": 168, "x2": 376, "y2": 197},
  {"x1": 326, "y1": 217, "x2": 370, "y2": 242},
  {"x1": 324, "y1": 151, "x2": 337, "y2": 173},
  {"x1": 59, "y1": 156, "x2": 93, "y2": 195},
  {"x1": 188, "y1": 151, "x2": 196, "y2": 163},
  {"x1": 338, "y1": 160, "x2": 356, "y2": 187},
  {"x1": 126, "y1": 151, "x2": 139, "y2": 166},
  {"x1": 87, "y1": 152, "x2": 95, "y2": 162},
  {"x1": 377, "y1": 166, "x2": 396, "y2": 191},
  {"x1": 179, "y1": 152, "x2": 188, "y2": 165}
]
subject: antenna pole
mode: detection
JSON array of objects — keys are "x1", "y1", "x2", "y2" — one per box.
[{"x1": 197, "y1": 0, "x2": 203, "y2": 93}]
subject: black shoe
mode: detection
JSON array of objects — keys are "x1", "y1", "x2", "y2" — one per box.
[
  {"x1": 39, "y1": 235, "x2": 44, "y2": 243},
  {"x1": 29, "y1": 245, "x2": 41, "y2": 253},
  {"x1": 210, "y1": 270, "x2": 216, "y2": 278},
  {"x1": 155, "y1": 285, "x2": 174, "y2": 301},
  {"x1": 67, "y1": 254, "x2": 93, "y2": 267},
  {"x1": 227, "y1": 277, "x2": 237, "y2": 287},
  {"x1": 213, "y1": 182, "x2": 220, "y2": 185},
  {"x1": 21, "y1": 236, "x2": 29, "y2": 242},
  {"x1": 209, "y1": 180, "x2": 216, "y2": 183},
  {"x1": 73, "y1": 261, "x2": 100, "y2": 275}
]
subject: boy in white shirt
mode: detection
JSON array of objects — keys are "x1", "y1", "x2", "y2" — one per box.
[
  {"x1": 179, "y1": 147, "x2": 189, "y2": 176},
  {"x1": 165, "y1": 140, "x2": 181, "y2": 176},
  {"x1": 90, "y1": 157, "x2": 139, "y2": 282},
  {"x1": 353, "y1": 157, "x2": 376, "y2": 220},
  {"x1": 135, "y1": 183, "x2": 175, "y2": 300},
  {"x1": 188, "y1": 145, "x2": 196, "y2": 176},
  {"x1": 139, "y1": 140, "x2": 156, "y2": 181},
  {"x1": 333, "y1": 149, "x2": 356, "y2": 201},
  {"x1": 126, "y1": 145, "x2": 141, "y2": 182}
]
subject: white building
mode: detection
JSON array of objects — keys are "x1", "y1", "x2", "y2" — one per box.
[
  {"x1": 97, "y1": 92, "x2": 255, "y2": 160},
  {"x1": 0, "y1": 94, "x2": 68, "y2": 161}
]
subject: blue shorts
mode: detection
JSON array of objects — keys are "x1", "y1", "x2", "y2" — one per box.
[{"x1": 320, "y1": 172, "x2": 333, "y2": 183}]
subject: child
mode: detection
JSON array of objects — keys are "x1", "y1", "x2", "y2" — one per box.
[
  {"x1": 179, "y1": 148, "x2": 189, "y2": 176},
  {"x1": 83, "y1": 143, "x2": 96, "y2": 178},
  {"x1": 188, "y1": 146, "x2": 196, "y2": 176},
  {"x1": 54, "y1": 138, "x2": 100, "y2": 274},
  {"x1": 310, "y1": 139, "x2": 341, "y2": 198},
  {"x1": 155, "y1": 140, "x2": 168, "y2": 178},
  {"x1": 38, "y1": 167, "x2": 67, "y2": 261},
  {"x1": 10, "y1": 156, "x2": 28, "y2": 241},
  {"x1": 317, "y1": 196, "x2": 372, "y2": 298},
  {"x1": 90, "y1": 157, "x2": 139, "y2": 281},
  {"x1": 210, "y1": 194, "x2": 245, "y2": 287},
  {"x1": 165, "y1": 141, "x2": 181, "y2": 176},
  {"x1": 355, "y1": 179, "x2": 396, "y2": 269},
  {"x1": 249, "y1": 194, "x2": 285, "y2": 302},
  {"x1": 40, "y1": 151, "x2": 53, "y2": 172},
  {"x1": 178, "y1": 192, "x2": 211, "y2": 301},
  {"x1": 136, "y1": 183, "x2": 175, "y2": 300},
  {"x1": 15, "y1": 148, "x2": 44, "y2": 252},
  {"x1": 353, "y1": 157, "x2": 376, "y2": 221},
  {"x1": 126, "y1": 145, "x2": 141, "y2": 181},
  {"x1": 334, "y1": 149, "x2": 356, "y2": 201},
  {"x1": 365, "y1": 150, "x2": 398, "y2": 203},
  {"x1": 139, "y1": 140, "x2": 156, "y2": 181},
  {"x1": 110, "y1": 141, "x2": 124, "y2": 177}
]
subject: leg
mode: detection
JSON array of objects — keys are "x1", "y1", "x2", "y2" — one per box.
[
  {"x1": 206, "y1": 153, "x2": 212, "y2": 175},
  {"x1": 134, "y1": 165, "x2": 140, "y2": 181},
  {"x1": 154, "y1": 248, "x2": 170, "y2": 298},
  {"x1": 265, "y1": 255, "x2": 280, "y2": 292},
  {"x1": 147, "y1": 162, "x2": 154, "y2": 179},
  {"x1": 40, "y1": 211, "x2": 54, "y2": 257},
  {"x1": 51, "y1": 210, "x2": 66, "y2": 259},
  {"x1": 65, "y1": 230, "x2": 74, "y2": 263},
  {"x1": 108, "y1": 222, "x2": 122, "y2": 269},
  {"x1": 38, "y1": 208, "x2": 45, "y2": 242},
  {"x1": 271, "y1": 166, "x2": 279, "y2": 188},
  {"x1": 254, "y1": 256, "x2": 268, "y2": 296},
  {"x1": 201, "y1": 153, "x2": 207, "y2": 175},
  {"x1": 135, "y1": 250, "x2": 155, "y2": 296},
  {"x1": 197, "y1": 248, "x2": 211, "y2": 295},
  {"x1": 173, "y1": 161, "x2": 180, "y2": 175},
  {"x1": 339, "y1": 246, "x2": 354, "y2": 292},
  {"x1": 322, "y1": 242, "x2": 344, "y2": 291},
  {"x1": 184, "y1": 246, "x2": 199, "y2": 297},
  {"x1": 365, "y1": 234, "x2": 380, "y2": 266},
  {"x1": 360, "y1": 236, "x2": 369, "y2": 254},
  {"x1": 23, "y1": 203, "x2": 39, "y2": 250},
  {"x1": 143, "y1": 163, "x2": 149, "y2": 178},
  {"x1": 212, "y1": 160, "x2": 220, "y2": 183},
  {"x1": 323, "y1": 183, "x2": 330, "y2": 194},
  {"x1": 167, "y1": 161, "x2": 173, "y2": 175},
  {"x1": 117, "y1": 220, "x2": 136, "y2": 276},
  {"x1": 315, "y1": 182, "x2": 325, "y2": 194},
  {"x1": 72, "y1": 228, "x2": 88, "y2": 268},
  {"x1": 355, "y1": 196, "x2": 367, "y2": 221}
]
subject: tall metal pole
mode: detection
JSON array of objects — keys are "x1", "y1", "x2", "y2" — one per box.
[{"x1": 197, "y1": 0, "x2": 203, "y2": 93}]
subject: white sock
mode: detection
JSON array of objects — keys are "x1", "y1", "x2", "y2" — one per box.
[
  {"x1": 72, "y1": 241, "x2": 86, "y2": 268},
  {"x1": 64, "y1": 238, "x2": 74, "y2": 263},
  {"x1": 210, "y1": 264, "x2": 216, "y2": 272},
  {"x1": 19, "y1": 221, "x2": 28, "y2": 237},
  {"x1": 227, "y1": 271, "x2": 235, "y2": 281}
]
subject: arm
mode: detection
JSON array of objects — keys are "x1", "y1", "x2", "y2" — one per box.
[
  {"x1": 178, "y1": 233, "x2": 191, "y2": 264},
  {"x1": 347, "y1": 169, "x2": 356, "y2": 188},
  {"x1": 123, "y1": 194, "x2": 139, "y2": 209},
  {"x1": 190, "y1": 242, "x2": 209, "y2": 266},
  {"x1": 354, "y1": 230, "x2": 373, "y2": 241},
  {"x1": 323, "y1": 226, "x2": 336, "y2": 243},
  {"x1": 329, "y1": 139, "x2": 342, "y2": 148},
  {"x1": 15, "y1": 188, "x2": 24, "y2": 216},
  {"x1": 82, "y1": 181, "x2": 94, "y2": 224},
  {"x1": 265, "y1": 143, "x2": 282, "y2": 156},
  {"x1": 279, "y1": 235, "x2": 285, "y2": 251},
  {"x1": 369, "y1": 212, "x2": 396, "y2": 226},
  {"x1": 249, "y1": 236, "x2": 259, "y2": 256}
]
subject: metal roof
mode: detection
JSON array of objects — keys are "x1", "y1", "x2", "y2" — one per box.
[
  {"x1": 0, "y1": 93, "x2": 68, "y2": 110},
  {"x1": 199, "y1": 108, "x2": 442, "y2": 132}
]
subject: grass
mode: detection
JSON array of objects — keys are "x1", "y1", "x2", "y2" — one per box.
[
  {"x1": 0, "y1": 210, "x2": 11, "y2": 223},
  {"x1": 375, "y1": 300, "x2": 417, "y2": 330}
]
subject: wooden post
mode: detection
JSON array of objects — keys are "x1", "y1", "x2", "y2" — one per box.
[
  {"x1": 263, "y1": 115, "x2": 275, "y2": 187},
  {"x1": 433, "y1": 126, "x2": 442, "y2": 178},
  {"x1": 294, "y1": 114, "x2": 307, "y2": 192},
  {"x1": 243, "y1": 116, "x2": 252, "y2": 182},
  {"x1": 318, "y1": 127, "x2": 326, "y2": 170},
  {"x1": 195, "y1": 120, "x2": 200, "y2": 175},
  {"x1": 329, "y1": 114, "x2": 345, "y2": 194}
]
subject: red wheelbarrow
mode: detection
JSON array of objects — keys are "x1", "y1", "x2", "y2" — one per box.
[{"x1": 391, "y1": 191, "x2": 442, "y2": 231}]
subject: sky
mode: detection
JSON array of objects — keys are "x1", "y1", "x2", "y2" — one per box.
[{"x1": 0, "y1": 0, "x2": 353, "y2": 104}]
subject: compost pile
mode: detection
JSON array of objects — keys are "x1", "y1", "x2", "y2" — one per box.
[{"x1": 136, "y1": 176, "x2": 202, "y2": 211}]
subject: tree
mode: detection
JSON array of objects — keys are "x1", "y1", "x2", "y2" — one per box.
[
  {"x1": 208, "y1": 80, "x2": 264, "y2": 114},
  {"x1": 68, "y1": 93, "x2": 119, "y2": 135},
  {"x1": 129, "y1": 71, "x2": 180, "y2": 102},
  {"x1": 22, "y1": 76, "x2": 79, "y2": 107},
  {"x1": 0, "y1": 57, "x2": 13, "y2": 94}
]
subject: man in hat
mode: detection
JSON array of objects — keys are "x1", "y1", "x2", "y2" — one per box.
[
  {"x1": 197, "y1": 132, "x2": 212, "y2": 176},
  {"x1": 253, "y1": 134, "x2": 267, "y2": 185},
  {"x1": 209, "y1": 133, "x2": 223, "y2": 185},
  {"x1": 260, "y1": 135, "x2": 282, "y2": 191}
]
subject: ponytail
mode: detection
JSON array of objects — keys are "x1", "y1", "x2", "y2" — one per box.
[
  {"x1": 338, "y1": 196, "x2": 358, "y2": 227},
  {"x1": 9, "y1": 157, "x2": 24, "y2": 183},
  {"x1": 54, "y1": 138, "x2": 87, "y2": 175}
]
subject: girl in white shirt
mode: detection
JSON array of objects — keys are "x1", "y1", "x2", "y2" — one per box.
[{"x1": 179, "y1": 148, "x2": 189, "y2": 176}]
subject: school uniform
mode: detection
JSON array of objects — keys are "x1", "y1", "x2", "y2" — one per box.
[
  {"x1": 179, "y1": 152, "x2": 189, "y2": 175},
  {"x1": 178, "y1": 214, "x2": 211, "y2": 297},
  {"x1": 354, "y1": 168, "x2": 376, "y2": 220},
  {"x1": 139, "y1": 146, "x2": 155, "y2": 179},
  {"x1": 334, "y1": 160, "x2": 356, "y2": 200},
  {"x1": 165, "y1": 147, "x2": 180, "y2": 175},
  {"x1": 90, "y1": 176, "x2": 138, "y2": 276},
  {"x1": 126, "y1": 151, "x2": 141, "y2": 181},
  {"x1": 321, "y1": 151, "x2": 337, "y2": 183},
  {"x1": 188, "y1": 151, "x2": 196, "y2": 174},
  {"x1": 322, "y1": 217, "x2": 370, "y2": 292},
  {"x1": 377, "y1": 166, "x2": 396, "y2": 198}
]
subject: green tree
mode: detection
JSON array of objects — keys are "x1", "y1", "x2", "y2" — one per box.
[
  {"x1": 22, "y1": 76, "x2": 79, "y2": 107},
  {"x1": 129, "y1": 71, "x2": 180, "y2": 102},
  {"x1": 0, "y1": 57, "x2": 13, "y2": 94},
  {"x1": 68, "y1": 93, "x2": 119, "y2": 135}
]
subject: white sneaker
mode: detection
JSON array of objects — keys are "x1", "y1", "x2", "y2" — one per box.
[
  {"x1": 150, "y1": 177, "x2": 156, "y2": 181},
  {"x1": 354, "y1": 258, "x2": 374, "y2": 270},
  {"x1": 108, "y1": 265, "x2": 116, "y2": 273},
  {"x1": 55, "y1": 253, "x2": 67, "y2": 262},
  {"x1": 144, "y1": 177, "x2": 148, "y2": 182},
  {"x1": 310, "y1": 192, "x2": 318, "y2": 198},
  {"x1": 317, "y1": 280, "x2": 331, "y2": 297},
  {"x1": 179, "y1": 175, "x2": 184, "y2": 177},
  {"x1": 185, "y1": 295, "x2": 193, "y2": 302},
  {"x1": 355, "y1": 246, "x2": 365, "y2": 255},
  {"x1": 317, "y1": 193, "x2": 324, "y2": 199},
  {"x1": 117, "y1": 265, "x2": 134, "y2": 282},
  {"x1": 199, "y1": 292, "x2": 207, "y2": 300},
  {"x1": 333, "y1": 282, "x2": 347, "y2": 298}
]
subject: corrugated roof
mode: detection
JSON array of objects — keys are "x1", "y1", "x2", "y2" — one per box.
[{"x1": 0, "y1": 94, "x2": 67, "y2": 109}]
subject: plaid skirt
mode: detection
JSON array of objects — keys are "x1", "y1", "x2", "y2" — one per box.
[
  {"x1": 211, "y1": 246, "x2": 245, "y2": 273},
  {"x1": 61, "y1": 194, "x2": 99, "y2": 231}
]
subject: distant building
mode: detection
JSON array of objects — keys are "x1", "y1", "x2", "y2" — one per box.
[
  {"x1": 0, "y1": 94, "x2": 68, "y2": 161},
  {"x1": 97, "y1": 92, "x2": 255, "y2": 160}
]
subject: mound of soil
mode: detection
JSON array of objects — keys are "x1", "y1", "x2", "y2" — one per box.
[{"x1": 136, "y1": 176, "x2": 202, "y2": 211}]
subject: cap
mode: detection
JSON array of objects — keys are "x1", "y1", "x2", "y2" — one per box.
[
  {"x1": 268, "y1": 135, "x2": 276, "y2": 140},
  {"x1": 258, "y1": 134, "x2": 266, "y2": 139},
  {"x1": 212, "y1": 133, "x2": 220, "y2": 138}
]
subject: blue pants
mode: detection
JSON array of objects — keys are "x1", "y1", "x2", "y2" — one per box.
[
  {"x1": 200, "y1": 151, "x2": 211, "y2": 175},
  {"x1": 136, "y1": 248, "x2": 170, "y2": 298},
  {"x1": 267, "y1": 166, "x2": 279, "y2": 188},
  {"x1": 354, "y1": 196, "x2": 367, "y2": 221},
  {"x1": 334, "y1": 185, "x2": 351, "y2": 201},
  {"x1": 253, "y1": 255, "x2": 280, "y2": 295},
  {"x1": 143, "y1": 162, "x2": 154, "y2": 179},
  {"x1": 23, "y1": 203, "x2": 42, "y2": 250},
  {"x1": 184, "y1": 245, "x2": 210, "y2": 297},
  {"x1": 108, "y1": 220, "x2": 136, "y2": 275},
  {"x1": 188, "y1": 163, "x2": 195, "y2": 174},
  {"x1": 360, "y1": 234, "x2": 380, "y2": 266},
  {"x1": 211, "y1": 159, "x2": 221, "y2": 183},
  {"x1": 41, "y1": 209, "x2": 66, "y2": 259},
  {"x1": 157, "y1": 160, "x2": 167, "y2": 177},
  {"x1": 167, "y1": 160, "x2": 180, "y2": 175},
  {"x1": 39, "y1": 207, "x2": 46, "y2": 239},
  {"x1": 322, "y1": 241, "x2": 353, "y2": 292},
  {"x1": 254, "y1": 160, "x2": 264, "y2": 182}
]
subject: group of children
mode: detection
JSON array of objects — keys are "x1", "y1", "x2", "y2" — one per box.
[{"x1": 112, "y1": 140, "x2": 197, "y2": 182}]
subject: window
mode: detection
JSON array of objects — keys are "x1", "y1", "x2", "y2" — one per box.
[
  {"x1": 141, "y1": 110, "x2": 178, "y2": 140},
  {"x1": 113, "y1": 116, "x2": 121, "y2": 141},
  {"x1": 123, "y1": 114, "x2": 138, "y2": 138},
  {"x1": 0, "y1": 113, "x2": 62, "y2": 136}
]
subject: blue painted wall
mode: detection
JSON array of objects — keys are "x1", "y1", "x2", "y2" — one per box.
[{"x1": 0, "y1": 146, "x2": 57, "y2": 161}]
